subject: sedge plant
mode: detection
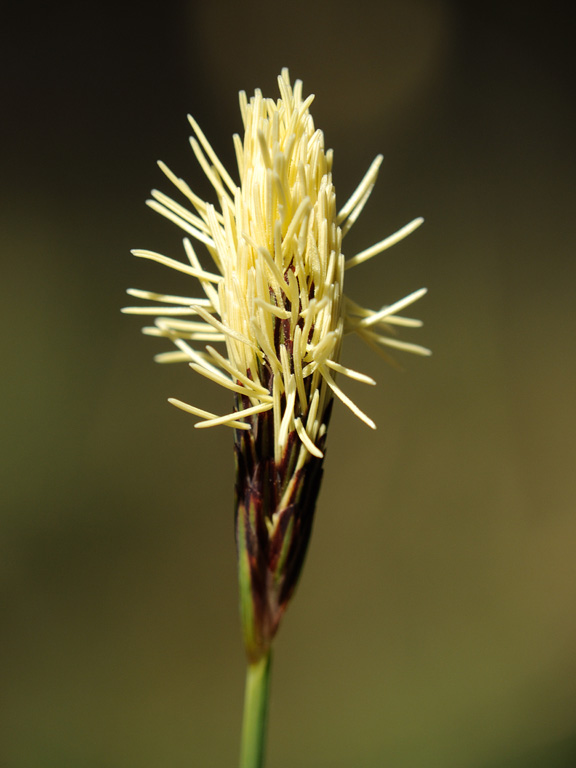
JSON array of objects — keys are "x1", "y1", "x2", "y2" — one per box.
[{"x1": 123, "y1": 69, "x2": 428, "y2": 768}]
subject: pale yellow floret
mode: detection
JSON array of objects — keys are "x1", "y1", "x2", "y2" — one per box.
[
  {"x1": 126, "y1": 68, "x2": 427, "y2": 454},
  {"x1": 182, "y1": 239, "x2": 221, "y2": 312},
  {"x1": 189, "y1": 362, "x2": 273, "y2": 403},
  {"x1": 294, "y1": 417, "x2": 323, "y2": 458},
  {"x1": 131, "y1": 249, "x2": 221, "y2": 282},
  {"x1": 126, "y1": 288, "x2": 213, "y2": 305},
  {"x1": 319, "y1": 366, "x2": 376, "y2": 430},
  {"x1": 157, "y1": 160, "x2": 212, "y2": 217},
  {"x1": 122, "y1": 306, "x2": 200, "y2": 316},
  {"x1": 194, "y1": 402, "x2": 273, "y2": 429},
  {"x1": 168, "y1": 398, "x2": 254, "y2": 430},
  {"x1": 345, "y1": 218, "x2": 424, "y2": 270},
  {"x1": 205, "y1": 345, "x2": 268, "y2": 394},
  {"x1": 149, "y1": 190, "x2": 210, "y2": 236},
  {"x1": 336, "y1": 155, "x2": 383, "y2": 226},
  {"x1": 354, "y1": 288, "x2": 429, "y2": 329},
  {"x1": 278, "y1": 375, "x2": 297, "y2": 453},
  {"x1": 144, "y1": 201, "x2": 216, "y2": 248},
  {"x1": 187, "y1": 113, "x2": 238, "y2": 195},
  {"x1": 154, "y1": 351, "x2": 194, "y2": 363}
]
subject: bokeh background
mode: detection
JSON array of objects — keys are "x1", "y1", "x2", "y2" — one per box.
[{"x1": 3, "y1": 1, "x2": 576, "y2": 766}]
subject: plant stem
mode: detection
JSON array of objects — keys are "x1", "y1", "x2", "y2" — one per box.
[{"x1": 239, "y1": 651, "x2": 272, "y2": 768}]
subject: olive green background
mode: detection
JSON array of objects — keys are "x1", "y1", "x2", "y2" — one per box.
[{"x1": 3, "y1": 1, "x2": 576, "y2": 766}]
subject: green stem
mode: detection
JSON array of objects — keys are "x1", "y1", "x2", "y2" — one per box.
[{"x1": 239, "y1": 651, "x2": 272, "y2": 768}]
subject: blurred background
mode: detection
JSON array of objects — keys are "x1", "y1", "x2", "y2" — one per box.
[{"x1": 2, "y1": 1, "x2": 576, "y2": 766}]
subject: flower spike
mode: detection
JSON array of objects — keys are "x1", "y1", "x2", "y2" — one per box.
[{"x1": 124, "y1": 68, "x2": 428, "y2": 661}]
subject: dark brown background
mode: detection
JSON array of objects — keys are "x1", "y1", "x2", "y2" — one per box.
[{"x1": 2, "y1": 1, "x2": 576, "y2": 766}]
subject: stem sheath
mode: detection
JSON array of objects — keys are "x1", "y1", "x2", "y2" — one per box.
[{"x1": 239, "y1": 651, "x2": 272, "y2": 768}]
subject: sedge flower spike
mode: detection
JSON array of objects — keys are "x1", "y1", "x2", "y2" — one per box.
[{"x1": 124, "y1": 69, "x2": 429, "y2": 661}]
